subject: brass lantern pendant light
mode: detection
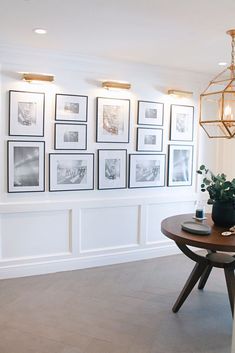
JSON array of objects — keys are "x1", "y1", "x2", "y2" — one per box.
[{"x1": 200, "y1": 29, "x2": 235, "y2": 138}]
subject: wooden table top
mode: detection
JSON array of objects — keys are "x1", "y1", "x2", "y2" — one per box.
[{"x1": 161, "y1": 214, "x2": 235, "y2": 252}]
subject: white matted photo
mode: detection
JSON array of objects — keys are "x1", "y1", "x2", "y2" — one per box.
[
  {"x1": 96, "y1": 97, "x2": 130, "y2": 143},
  {"x1": 137, "y1": 100, "x2": 164, "y2": 126},
  {"x1": 55, "y1": 94, "x2": 88, "y2": 122},
  {"x1": 167, "y1": 145, "x2": 193, "y2": 186},
  {"x1": 170, "y1": 104, "x2": 194, "y2": 141},
  {"x1": 129, "y1": 154, "x2": 165, "y2": 188},
  {"x1": 137, "y1": 127, "x2": 163, "y2": 152},
  {"x1": 49, "y1": 153, "x2": 94, "y2": 191},
  {"x1": 98, "y1": 149, "x2": 127, "y2": 190},
  {"x1": 8, "y1": 140, "x2": 45, "y2": 193},
  {"x1": 54, "y1": 123, "x2": 87, "y2": 150},
  {"x1": 9, "y1": 90, "x2": 45, "y2": 136}
]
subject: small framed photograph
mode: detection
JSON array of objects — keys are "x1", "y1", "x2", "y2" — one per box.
[
  {"x1": 9, "y1": 90, "x2": 45, "y2": 136},
  {"x1": 7, "y1": 140, "x2": 45, "y2": 193},
  {"x1": 167, "y1": 145, "x2": 193, "y2": 186},
  {"x1": 96, "y1": 97, "x2": 130, "y2": 143},
  {"x1": 129, "y1": 154, "x2": 165, "y2": 188},
  {"x1": 170, "y1": 104, "x2": 194, "y2": 141},
  {"x1": 54, "y1": 123, "x2": 87, "y2": 150},
  {"x1": 137, "y1": 101, "x2": 164, "y2": 126},
  {"x1": 98, "y1": 149, "x2": 127, "y2": 190},
  {"x1": 137, "y1": 127, "x2": 163, "y2": 152},
  {"x1": 49, "y1": 153, "x2": 94, "y2": 192},
  {"x1": 55, "y1": 94, "x2": 88, "y2": 122}
]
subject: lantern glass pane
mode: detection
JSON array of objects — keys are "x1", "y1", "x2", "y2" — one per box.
[{"x1": 200, "y1": 121, "x2": 231, "y2": 138}]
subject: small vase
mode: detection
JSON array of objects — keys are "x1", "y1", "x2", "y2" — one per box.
[{"x1": 212, "y1": 200, "x2": 235, "y2": 227}]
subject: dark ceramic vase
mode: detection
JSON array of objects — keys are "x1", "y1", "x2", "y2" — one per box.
[{"x1": 212, "y1": 200, "x2": 235, "y2": 227}]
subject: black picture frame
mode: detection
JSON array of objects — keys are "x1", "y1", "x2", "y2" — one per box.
[
  {"x1": 9, "y1": 90, "x2": 45, "y2": 137},
  {"x1": 137, "y1": 100, "x2": 164, "y2": 126},
  {"x1": 55, "y1": 93, "x2": 88, "y2": 122},
  {"x1": 129, "y1": 153, "x2": 166, "y2": 188},
  {"x1": 167, "y1": 144, "x2": 194, "y2": 187},
  {"x1": 136, "y1": 127, "x2": 163, "y2": 152},
  {"x1": 54, "y1": 123, "x2": 87, "y2": 150},
  {"x1": 98, "y1": 149, "x2": 127, "y2": 190},
  {"x1": 7, "y1": 140, "x2": 45, "y2": 193},
  {"x1": 96, "y1": 97, "x2": 130, "y2": 143},
  {"x1": 49, "y1": 153, "x2": 94, "y2": 192},
  {"x1": 169, "y1": 104, "x2": 194, "y2": 141}
]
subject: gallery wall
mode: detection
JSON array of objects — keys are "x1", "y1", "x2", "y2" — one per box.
[{"x1": 0, "y1": 45, "x2": 220, "y2": 278}]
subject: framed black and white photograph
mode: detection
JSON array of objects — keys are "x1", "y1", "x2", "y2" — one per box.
[
  {"x1": 129, "y1": 154, "x2": 165, "y2": 188},
  {"x1": 55, "y1": 94, "x2": 88, "y2": 122},
  {"x1": 96, "y1": 97, "x2": 130, "y2": 143},
  {"x1": 137, "y1": 100, "x2": 164, "y2": 126},
  {"x1": 98, "y1": 149, "x2": 127, "y2": 190},
  {"x1": 7, "y1": 140, "x2": 45, "y2": 193},
  {"x1": 49, "y1": 153, "x2": 94, "y2": 191},
  {"x1": 9, "y1": 90, "x2": 45, "y2": 136},
  {"x1": 170, "y1": 104, "x2": 194, "y2": 141},
  {"x1": 137, "y1": 127, "x2": 163, "y2": 152},
  {"x1": 54, "y1": 123, "x2": 87, "y2": 150},
  {"x1": 167, "y1": 145, "x2": 193, "y2": 186}
]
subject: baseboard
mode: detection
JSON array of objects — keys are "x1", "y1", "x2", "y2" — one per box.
[{"x1": 0, "y1": 243, "x2": 180, "y2": 279}]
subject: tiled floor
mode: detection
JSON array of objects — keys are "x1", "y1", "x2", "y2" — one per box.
[{"x1": 0, "y1": 253, "x2": 232, "y2": 353}]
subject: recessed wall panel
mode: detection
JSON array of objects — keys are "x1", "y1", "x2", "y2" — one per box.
[
  {"x1": 1, "y1": 210, "x2": 70, "y2": 259},
  {"x1": 81, "y1": 206, "x2": 139, "y2": 251},
  {"x1": 147, "y1": 201, "x2": 195, "y2": 243}
]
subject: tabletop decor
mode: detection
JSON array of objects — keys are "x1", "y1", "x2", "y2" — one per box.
[{"x1": 197, "y1": 164, "x2": 235, "y2": 226}]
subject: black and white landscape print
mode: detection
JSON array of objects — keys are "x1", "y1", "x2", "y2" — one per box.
[
  {"x1": 170, "y1": 105, "x2": 194, "y2": 141},
  {"x1": 105, "y1": 159, "x2": 120, "y2": 180},
  {"x1": 137, "y1": 101, "x2": 164, "y2": 126},
  {"x1": 49, "y1": 153, "x2": 94, "y2": 191},
  {"x1": 18, "y1": 102, "x2": 37, "y2": 126},
  {"x1": 54, "y1": 123, "x2": 87, "y2": 150},
  {"x1": 8, "y1": 141, "x2": 45, "y2": 193},
  {"x1": 137, "y1": 127, "x2": 163, "y2": 152},
  {"x1": 55, "y1": 94, "x2": 88, "y2": 122},
  {"x1": 129, "y1": 154, "x2": 165, "y2": 188}
]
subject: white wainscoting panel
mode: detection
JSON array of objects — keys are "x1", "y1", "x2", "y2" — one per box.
[
  {"x1": 147, "y1": 201, "x2": 195, "y2": 244},
  {"x1": 80, "y1": 205, "x2": 140, "y2": 252},
  {"x1": 1, "y1": 210, "x2": 71, "y2": 259}
]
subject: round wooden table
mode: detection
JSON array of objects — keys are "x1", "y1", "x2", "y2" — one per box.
[{"x1": 161, "y1": 213, "x2": 235, "y2": 316}]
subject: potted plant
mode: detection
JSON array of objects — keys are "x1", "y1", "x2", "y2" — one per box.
[{"x1": 197, "y1": 165, "x2": 235, "y2": 226}]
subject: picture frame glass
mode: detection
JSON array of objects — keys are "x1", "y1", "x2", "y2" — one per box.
[
  {"x1": 49, "y1": 154, "x2": 94, "y2": 191},
  {"x1": 96, "y1": 97, "x2": 130, "y2": 142},
  {"x1": 55, "y1": 94, "x2": 88, "y2": 122},
  {"x1": 55, "y1": 123, "x2": 87, "y2": 150},
  {"x1": 8, "y1": 141, "x2": 45, "y2": 193},
  {"x1": 138, "y1": 101, "x2": 163, "y2": 126},
  {"x1": 9, "y1": 91, "x2": 45, "y2": 136},
  {"x1": 170, "y1": 105, "x2": 194, "y2": 141},
  {"x1": 98, "y1": 150, "x2": 127, "y2": 189},
  {"x1": 168, "y1": 145, "x2": 193, "y2": 186},
  {"x1": 129, "y1": 154, "x2": 165, "y2": 188},
  {"x1": 137, "y1": 128, "x2": 163, "y2": 152}
]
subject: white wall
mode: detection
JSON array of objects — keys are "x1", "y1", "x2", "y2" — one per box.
[{"x1": 0, "y1": 45, "x2": 218, "y2": 278}]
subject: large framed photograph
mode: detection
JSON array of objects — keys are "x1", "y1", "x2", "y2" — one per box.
[
  {"x1": 167, "y1": 145, "x2": 193, "y2": 186},
  {"x1": 96, "y1": 97, "x2": 130, "y2": 143},
  {"x1": 170, "y1": 104, "x2": 194, "y2": 141},
  {"x1": 49, "y1": 153, "x2": 94, "y2": 191},
  {"x1": 129, "y1": 154, "x2": 165, "y2": 188},
  {"x1": 137, "y1": 127, "x2": 163, "y2": 152},
  {"x1": 9, "y1": 90, "x2": 45, "y2": 136},
  {"x1": 54, "y1": 123, "x2": 87, "y2": 150},
  {"x1": 98, "y1": 149, "x2": 127, "y2": 190},
  {"x1": 137, "y1": 100, "x2": 164, "y2": 126},
  {"x1": 7, "y1": 140, "x2": 45, "y2": 193},
  {"x1": 55, "y1": 94, "x2": 88, "y2": 122}
]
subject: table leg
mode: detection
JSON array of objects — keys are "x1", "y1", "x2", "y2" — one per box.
[
  {"x1": 172, "y1": 262, "x2": 207, "y2": 313},
  {"x1": 198, "y1": 265, "x2": 213, "y2": 290},
  {"x1": 224, "y1": 268, "x2": 235, "y2": 317}
]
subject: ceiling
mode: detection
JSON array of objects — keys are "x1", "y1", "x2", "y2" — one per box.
[{"x1": 1, "y1": 0, "x2": 235, "y2": 74}]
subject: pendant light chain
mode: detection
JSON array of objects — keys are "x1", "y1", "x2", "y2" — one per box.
[{"x1": 231, "y1": 35, "x2": 235, "y2": 67}]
